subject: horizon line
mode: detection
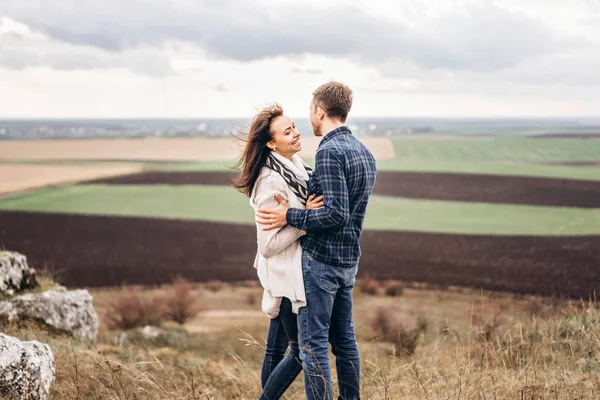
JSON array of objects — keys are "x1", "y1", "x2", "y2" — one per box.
[{"x1": 1, "y1": 115, "x2": 600, "y2": 121}]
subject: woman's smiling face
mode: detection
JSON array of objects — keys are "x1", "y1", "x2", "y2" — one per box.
[{"x1": 268, "y1": 115, "x2": 302, "y2": 159}]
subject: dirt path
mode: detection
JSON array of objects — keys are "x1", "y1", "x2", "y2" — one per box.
[{"x1": 185, "y1": 310, "x2": 265, "y2": 333}]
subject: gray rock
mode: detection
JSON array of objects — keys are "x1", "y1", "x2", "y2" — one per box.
[
  {"x1": 0, "y1": 289, "x2": 99, "y2": 341},
  {"x1": 0, "y1": 251, "x2": 38, "y2": 297},
  {"x1": 0, "y1": 333, "x2": 56, "y2": 400}
]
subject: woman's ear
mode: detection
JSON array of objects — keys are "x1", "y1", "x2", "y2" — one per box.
[{"x1": 266, "y1": 141, "x2": 276, "y2": 150}]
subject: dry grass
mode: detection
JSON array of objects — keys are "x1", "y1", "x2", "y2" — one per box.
[
  {"x1": 33, "y1": 266, "x2": 64, "y2": 293},
  {"x1": 3, "y1": 283, "x2": 599, "y2": 399}
]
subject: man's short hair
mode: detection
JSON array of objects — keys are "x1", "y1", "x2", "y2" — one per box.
[{"x1": 312, "y1": 82, "x2": 353, "y2": 123}]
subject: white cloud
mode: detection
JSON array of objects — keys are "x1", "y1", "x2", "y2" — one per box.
[
  {"x1": 4, "y1": 1, "x2": 574, "y2": 71},
  {"x1": 0, "y1": 17, "x2": 174, "y2": 76},
  {"x1": 1, "y1": 0, "x2": 599, "y2": 117}
]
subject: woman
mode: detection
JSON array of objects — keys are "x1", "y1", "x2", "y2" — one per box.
[{"x1": 232, "y1": 103, "x2": 323, "y2": 400}]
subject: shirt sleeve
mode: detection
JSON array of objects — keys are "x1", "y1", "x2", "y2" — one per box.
[
  {"x1": 286, "y1": 148, "x2": 349, "y2": 232},
  {"x1": 254, "y1": 176, "x2": 306, "y2": 259}
]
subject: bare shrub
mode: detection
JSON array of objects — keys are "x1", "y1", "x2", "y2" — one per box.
[
  {"x1": 416, "y1": 314, "x2": 429, "y2": 333},
  {"x1": 246, "y1": 293, "x2": 257, "y2": 306},
  {"x1": 359, "y1": 275, "x2": 380, "y2": 295},
  {"x1": 371, "y1": 307, "x2": 423, "y2": 357},
  {"x1": 471, "y1": 312, "x2": 500, "y2": 343},
  {"x1": 524, "y1": 297, "x2": 546, "y2": 317},
  {"x1": 385, "y1": 282, "x2": 405, "y2": 297},
  {"x1": 105, "y1": 288, "x2": 165, "y2": 330},
  {"x1": 163, "y1": 276, "x2": 203, "y2": 325},
  {"x1": 204, "y1": 280, "x2": 225, "y2": 292},
  {"x1": 238, "y1": 280, "x2": 260, "y2": 288}
]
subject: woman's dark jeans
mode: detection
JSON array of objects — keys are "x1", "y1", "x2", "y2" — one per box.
[{"x1": 259, "y1": 297, "x2": 303, "y2": 399}]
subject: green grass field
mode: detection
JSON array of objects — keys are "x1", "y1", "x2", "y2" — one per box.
[
  {"x1": 391, "y1": 138, "x2": 600, "y2": 162},
  {"x1": 148, "y1": 138, "x2": 600, "y2": 181},
  {"x1": 2, "y1": 136, "x2": 599, "y2": 236},
  {"x1": 3, "y1": 137, "x2": 599, "y2": 180},
  {"x1": 2, "y1": 184, "x2": 599, "y2": 236}
]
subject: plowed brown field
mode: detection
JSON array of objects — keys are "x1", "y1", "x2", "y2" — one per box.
[
  {"x1": 1, "y1": 211, "x2": 598, "y2": 298},
  {"x1": 87, "y1": 171, "x2": 600, "y2": 208}
]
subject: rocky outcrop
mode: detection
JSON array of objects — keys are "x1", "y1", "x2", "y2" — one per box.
[
  {"x1": 0, "y1": 251, "x2": 38, "y2": 297},
  {"x1": 0, "y1": 333, "x2": 55, "y2": 400},
  {"x1": 0, "y1": 288, "x2": 99, "y2": 341}
]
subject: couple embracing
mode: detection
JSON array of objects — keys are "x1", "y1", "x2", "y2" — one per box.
[{"x1": 233, "y1": 82, "x2": 377, "y2": 400}]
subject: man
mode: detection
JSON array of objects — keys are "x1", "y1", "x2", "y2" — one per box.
[{"x1": 256, "y1": 82, "x2": 377, "y2": 399}]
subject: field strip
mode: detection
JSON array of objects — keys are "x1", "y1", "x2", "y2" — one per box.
[
  {"x1": 0, "y1": 136, "x2": 396, "y2": 162},
  {"x1": 142, "y1": 158, "x2": 600, "y2": 182},
  {"x1": 0, "y1": 164, "x2": 143, "y2": 195},
  {"x1": 1, "y1": 210, "x2": 598, "y2": 296},
  {"x1": 0, "y1": 138, "x2": 243, "y2": 162},
  {"x1": 376, "y1": 159, "x2": 600, "y2": 181},
  {"x1": 364, "y1": 195, "x2": 600, "y2": 235},
  {"x1": 86, "y1": 170, "x2": 600, "y2": 208},
  {"x1": 1, "y1": 184, "x2": 599, "y2": 236},
  {"x1": 391, "y1": 137, "x2": 600, "y2": 162}
]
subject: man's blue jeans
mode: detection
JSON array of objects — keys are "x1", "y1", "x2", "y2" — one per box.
[{"x1": 298, "y1": 253, "x2": 361, "y2": 400}]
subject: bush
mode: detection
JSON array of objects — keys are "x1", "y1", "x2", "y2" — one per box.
[
  {"x1": 371, "y1": 307, "x2": 422, "y2": 357},
  {"x1": 471, "y1": 313, "x2": 500, "y2": 342},
  {"x1": 237, "y1": 280, "x2": 260, "y2": 288},
  {"x1": 105, "y1": 288, "x2": 166, "y2": 330},
  {"x1": 416, "y1": 314, "x2": 429, "y2": 333},
  {"x1": 246, "y1": 293, "x2": 258, "y2": 306},
  {"x1": 204, "y1": 280, "x2": 225, "y2": 292},
  {"x1": 163, "y1": 276, "x2": 203, "y2": 325},
  {"x1": 359, "y1": 276, "x2": 380, "y2": 295},
  {"x1": 524, "y1": 297, "x2": 546, "y2": 317},
  {"x1": 385, "y1": 282, "x2": 405, "y2": 297}
]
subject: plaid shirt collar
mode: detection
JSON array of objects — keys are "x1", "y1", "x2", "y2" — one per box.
[{"x1": 318, "y1": 126, "x2": 351, "y2": 149}]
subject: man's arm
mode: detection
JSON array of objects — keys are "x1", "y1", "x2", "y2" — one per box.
[
  {"x1": 286, "y1": 148, "x2": 349, "y2": 232},
  {"x1": 254, "y1": 178, "x2": 306, "y2": 257}
]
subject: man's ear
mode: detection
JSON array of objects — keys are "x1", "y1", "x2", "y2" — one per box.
[{"x1": 317, "y1": 106, "x2": 326, "y2": 120}]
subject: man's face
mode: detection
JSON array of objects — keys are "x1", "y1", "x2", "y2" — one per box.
[{"x1": 309, "y1": 99, "x2": 323, "y2": 137}]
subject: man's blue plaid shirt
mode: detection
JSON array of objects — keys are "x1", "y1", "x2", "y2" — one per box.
[{"x1": 286, "y1": 126, "x2": 377, "y2": 268}]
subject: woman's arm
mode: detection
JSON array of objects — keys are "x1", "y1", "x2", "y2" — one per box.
[{"x1": 254, "y1": 176, "x2": 306, "y2": 259}]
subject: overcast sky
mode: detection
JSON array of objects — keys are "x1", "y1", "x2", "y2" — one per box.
[{"x1": 1, "y1": 0, "x2": 600, "y2": 118}]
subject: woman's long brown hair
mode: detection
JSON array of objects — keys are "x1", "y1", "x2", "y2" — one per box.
[{"x1": 231, "y1": 103, "x2": 283, "y2": 197}]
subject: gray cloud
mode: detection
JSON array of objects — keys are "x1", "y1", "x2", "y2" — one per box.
[
  {"x1": 585, "y1": 0, "x2": 600, "y2": 10},
  {"x1": 581, "y1": 16, "x2": 600, "y2": 26},
  {"x1": 292, "y1": 67, "x2": 322, "y2": 75},
  {"x1": 0, "y1": 36, "x2": 173, "y2": 77},
  {"x1": 5, "y1": 1, "x2": 576, "y2": 73},
  {"x1": 497, "y1": 49, "x2": 600, "y2": 86}
]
